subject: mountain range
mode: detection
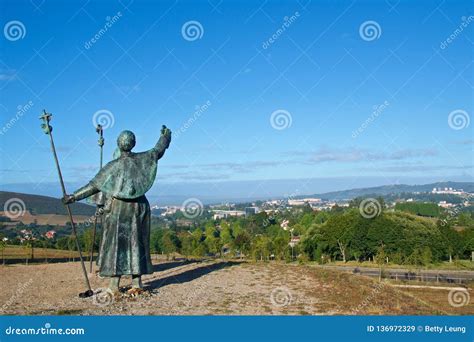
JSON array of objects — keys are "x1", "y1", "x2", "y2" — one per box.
[
  {"x1": 0, "y1": 191, "x2": 95, "y2": 217},
  {"x1": 0, "y1": 181, "x2": 472, "y2": 216},
  {"x1": 303, "y1": 181, "x2": 474, "y2": 201}
]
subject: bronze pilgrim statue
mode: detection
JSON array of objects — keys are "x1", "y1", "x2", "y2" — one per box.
[{"x1": 62, "y1": 125, "x2": 172, "y2": 292}]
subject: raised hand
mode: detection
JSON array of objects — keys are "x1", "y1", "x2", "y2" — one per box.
[{"x1": 161, "y1": 125, "x2": 172, "y2": 140}]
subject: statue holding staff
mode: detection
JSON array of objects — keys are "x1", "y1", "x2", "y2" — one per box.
[{"x1": 63, "y1": 126, "x2": 172, "y2": 292}]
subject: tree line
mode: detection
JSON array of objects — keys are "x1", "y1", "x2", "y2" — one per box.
[{"x1": 2, "y1": 198, "x2": 473, "y2": 267}]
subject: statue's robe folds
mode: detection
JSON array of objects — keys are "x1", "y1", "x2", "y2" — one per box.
[{"x1": 73, "y1": 136, "x2": 170, "y2": 277}]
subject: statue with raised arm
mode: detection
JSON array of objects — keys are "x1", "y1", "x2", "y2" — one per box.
[{"x1": 63, "y1": 125, "x2": 172, "y2": 293}]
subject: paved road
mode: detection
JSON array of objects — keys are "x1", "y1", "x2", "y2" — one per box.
[{"x1": 317, "y1": 265, "x2": 474, "y2": 284}]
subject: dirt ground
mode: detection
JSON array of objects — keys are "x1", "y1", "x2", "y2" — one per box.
[{"x1": 0, "y1": 260, "x2": 472, "y2": 315}]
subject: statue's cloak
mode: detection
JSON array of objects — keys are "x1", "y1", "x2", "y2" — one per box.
[{"x1": 90, "y1": 151, "x2": 157, "y2": 199}]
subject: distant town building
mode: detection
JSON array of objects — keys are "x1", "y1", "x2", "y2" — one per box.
[
  {"x1": 245, "y1": 207, "x2": 259, "y2": 216},
  {"x1": 45, "y1": 230, "x2": 56, "y2": 239},
  {"x1": 19, "y1": 229, "x2": 33, "y2": 239},
  {"x1": 280, "y1": 219, "x2": 290, "y2": 230},
  {"x1": 210, "y1": 203, "x2": 235, "y2": 209},
  {"x1": 432, "y1": 187, "x2": 465, "y2": 195},
  {"x1": 212, "y1": 210, "x2": 245, "y2": 220},
  {"x1": 438, "y1": 201, "x2": 455, "y2": 208},
  {"x1": 288, "y1": 198, "x2": 322, "y2": 206},
  {"x1": 154, "y1": 206, "x2": 180, "y2": 216}
]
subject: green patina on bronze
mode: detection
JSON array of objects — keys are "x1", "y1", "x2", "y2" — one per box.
[
  {"x1": 66, "y1": 126, "x2": 171, "y2": 278},
  {"x1": 90, "y1": 148, "x2": 158, "y2": 199}
]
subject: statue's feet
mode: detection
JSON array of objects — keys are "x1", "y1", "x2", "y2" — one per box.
[
  {"x1": 106, "y1": 287, "x2": 120, "y2": 294},
  {"x1": 131, "y1": 275, "x2": 143, "y2": 289},
  {"x1": 127, "y1": 287, "x2": 145, "y2": 297},
  {"x1": 108, "y1": 276, "x2": 121, "y2": 293}
]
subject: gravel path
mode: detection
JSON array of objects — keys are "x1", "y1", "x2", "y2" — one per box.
[{"x1": 0, "y1": 259, "x2": 466, "y2": 315}]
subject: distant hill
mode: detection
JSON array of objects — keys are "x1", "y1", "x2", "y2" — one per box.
[
  {"x1": 0, "y1": 191, "x2": 96, "y2": 216},
  {"x1": 1, "y1": 181, "x2": 473, "y2": 215},
  {"x1": 304, "y1": 182, "x2": 474, "y2": 201}
]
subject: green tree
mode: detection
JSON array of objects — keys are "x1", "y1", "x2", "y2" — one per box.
[
  {"x1": 220, "y1": 222, "x2": 234, "y2": 256},
  {"x1": 252, "y1": 235, "x2": 272, "y2": 261},
  {"x1": 0, "y1": 240, "x2": 6, "y2": 265},
  {"x1": 395, "y1": 202, "x2": 440, "y2": 217},
  {"x1": 421, "y1": 246, "x2": 433, "y2": 266},
  {"x1": 233, "y1": 231, "x2": 251, "y2": 259},
  {"x1": 162, "y1": 230, "x2": 178, "y2": 260},
  {"x1": 191, "y1": 228, "x2": 206, "y2": 257},
  {"x1": 150, "y1": 229, "x2": 164, "y2": 254},
  {"x1": 204, "y1": 225, "x2": 221, "y2": 256},
  {"x1": 178, "y1": 232, "x2": 193, "y2": 259},
  {"x1": 439, "y1": 222, "x2": 463, "y2": 262},
  {"x1": 272, "y1": 235, "x2": 289, "y2": 261},
  {"x1": 67, "y1": 237, "x2": 76, "y2": 261},
  {"x1": 374, "y1": 245, "x2": 387, "y2": 281},
  {"x1": 22, "y1": 242, "x2": 32, "y2": 265},
  {"x1": 82, "y1": 228, "x2": 95, "y2": 261}
]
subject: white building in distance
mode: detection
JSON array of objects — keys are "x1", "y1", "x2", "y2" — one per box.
[
  {"x1": 432, "y1": 187, "x2": 465, "y2": 195},
  {"x1": 212, "y1": 210, "x2": 245, "y2": 220},
  {"x1": 288, "y1": 198, "x2": 322, "y2": 206}
]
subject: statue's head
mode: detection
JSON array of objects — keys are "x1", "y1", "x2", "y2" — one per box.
[{"x1": 117, "y1": 130, "x2": 136, "y2": 152}]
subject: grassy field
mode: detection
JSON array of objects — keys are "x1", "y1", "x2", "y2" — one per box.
[
  {"x1": 1, "y1": 245, "x2": 169, "y2": 261},
  {"x1": 1, "y1": 245, "x2": 85, "y2": 260}
]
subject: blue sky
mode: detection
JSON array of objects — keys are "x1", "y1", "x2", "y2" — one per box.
[{"x1": 0, "y1": 0, "x2": 473, "y2": 204}]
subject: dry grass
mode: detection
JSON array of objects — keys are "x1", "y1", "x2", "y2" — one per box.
[
  {"x1": 2, "y1": 245, "x2": 86, "y2": 260},
  {"x1": 394, "y1": 286, "x2": 473, "y2": 315}
]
